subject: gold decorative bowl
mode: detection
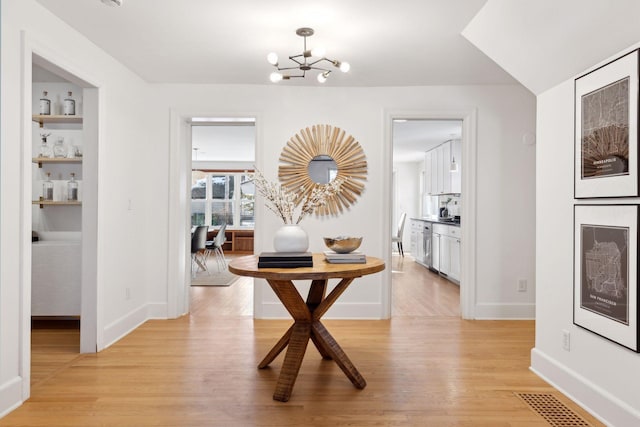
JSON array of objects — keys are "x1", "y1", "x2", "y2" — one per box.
[{"x1": 323, "y1": 236, "x2": 363, "y2": 254}]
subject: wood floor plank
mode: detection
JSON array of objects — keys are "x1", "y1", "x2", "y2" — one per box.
[{"x1": 3, "y1": 255, "x2": 604, "y2": 426}]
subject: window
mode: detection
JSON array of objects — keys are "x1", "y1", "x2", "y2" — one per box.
[{"x1": 191, "y1": 172, "x2": 254, "y2": 228}]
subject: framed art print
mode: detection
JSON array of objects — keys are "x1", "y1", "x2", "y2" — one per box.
[
  {"x1": 574, "y1": 49, "x2": 639, "y2": 198},
  {"x1": 574, "y1": 204, "x2": 639, "y2": 352}
]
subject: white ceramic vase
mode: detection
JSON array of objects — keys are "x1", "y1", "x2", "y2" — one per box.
[{"x1": 273, "y1": 224, "x2": 309, "y2": 253}]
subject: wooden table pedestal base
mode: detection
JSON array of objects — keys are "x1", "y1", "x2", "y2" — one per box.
[{"x1": 259, "y1": 278, "x2": 366, "y2": 402}]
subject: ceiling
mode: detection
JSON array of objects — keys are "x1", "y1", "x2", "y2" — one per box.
[
  {"x1": 463, "y1": 0, "x2": 640, "y2": 94},
  {"x1": 393, "y1": 120, "x2": 461, "y2": 163},
  {"x1": 34, "y1": 0, "x2": 518, "y2": 87},
  {"x1": 33, "y1": 0, "x2": 516, "y2": 162},
  {"x1": 191, "y1": 124, "x2": 255, "y2": 162}
]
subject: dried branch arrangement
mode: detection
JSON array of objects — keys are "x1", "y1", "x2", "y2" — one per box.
[{"x1": 252, "y1": 168, "x2": 343, "y2": 224}]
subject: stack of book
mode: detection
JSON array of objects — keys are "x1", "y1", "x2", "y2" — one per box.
[
  {"x1": 324, "y1": 251, "x2": 366, "y2": 264},
  {"x1": 258, "y1": 252, "x2": 313, "y2": 268}
]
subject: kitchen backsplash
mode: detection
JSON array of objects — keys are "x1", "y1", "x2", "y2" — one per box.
[
  {"x1": 439, "y1": 195, "x2": 461, "y2": 217},
  {"x1": 422, "y1": 194, "x2": 461, "y2": 217}
]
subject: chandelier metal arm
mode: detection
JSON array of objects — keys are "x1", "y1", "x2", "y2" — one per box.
[{"x1": 267, "y1": 27, "x2": 349, "y2": 83}]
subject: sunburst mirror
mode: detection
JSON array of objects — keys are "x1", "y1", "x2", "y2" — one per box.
[{"x1": 278, "y1": 124, "x2": 367, "y2": 216}]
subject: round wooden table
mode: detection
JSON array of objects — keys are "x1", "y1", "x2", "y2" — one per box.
[{"x1": 229, "y1": 253, "x2": 385, "y2": 402}]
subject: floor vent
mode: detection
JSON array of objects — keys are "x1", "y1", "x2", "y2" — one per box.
[{"x1": 515, "y1": 393, "x2": 592, "y2": 426}]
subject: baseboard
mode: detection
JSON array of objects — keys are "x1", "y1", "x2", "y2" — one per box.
[
  {"x1": 146, "y1": 302, "x2": 168, "y2": 319},
  {"x1": 531, "y1": 348, "x2": 640, "y2": 427},
  {"x1": 257, "y1": 302, "x2": 385, "y2": 319},
  {"x1": 0, "y1": 376, "x2": 23, "y2": 419},
  {"x1": 473, "y1": 302, "x2": 535, "y2": 319},
  {"x1": 102, "y1": 304, "x2": 150, "y2": 349}
]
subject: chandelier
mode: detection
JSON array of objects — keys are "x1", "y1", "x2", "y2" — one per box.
[{"x1": 267, "y1": 27, "x2": 350, "y2": 83}]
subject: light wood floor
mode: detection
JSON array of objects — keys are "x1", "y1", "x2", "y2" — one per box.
[{"x1": 6, "y1": 255, "x2": 604, "y2": 426}]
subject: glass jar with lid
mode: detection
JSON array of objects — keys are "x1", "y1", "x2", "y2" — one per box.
[
  {"x1": 39, "y1": 91, "x2": 51, "y2": 115},
  {"x1": 63, "y1": 91, "x2": 75, "y2": 115},
  {"x1": 53, "y1": 137, "x2": 66, "y2": 158},
  {"x1": 39, "y1": 134, "x2": 53, "y2": 158},
  {"x1": 43, "y1": 173, "x2": 54, "y2": 201},
  {"x1": 67, "y1": 173, "x2": 78, "y2": 201}
]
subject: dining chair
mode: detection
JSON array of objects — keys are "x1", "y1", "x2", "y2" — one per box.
[
  {"x1": 392, "y1": 212, "x2": 407, "y2": 257},
  {"x1": 191, "y1": 225, "x2": 209, "y2": 277},
  {"x1": 206, "y1": 223, "x2": 228, "y2": 272}
]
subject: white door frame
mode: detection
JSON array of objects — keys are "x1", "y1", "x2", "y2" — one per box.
[
  {"x1": 167, "y1": 111, "x2": 262, "y2": 318},
  {"x1": 20, "y1": 32, "x2": 103, "y2": 399},
  {"x1": 383, "y1": 109, "x2": 478, "y2": 319}
]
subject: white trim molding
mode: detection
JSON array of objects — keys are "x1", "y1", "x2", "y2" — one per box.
[
  {"x1": 531, "y1": 348, "x2": 640, "y2": 426},
  {"x1": 384, "y1": 109, "x2": 478, "y2": 319}
]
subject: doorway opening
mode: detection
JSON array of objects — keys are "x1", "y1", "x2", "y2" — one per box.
[
  {"x1": 187, "y1": 118, "x2": 256, "y2": 313},
  {"x1": 28, "y1": 52, "x2": 100, "y2": 394},
  {"x1": 391, "y1": 118, "x2": 463, "y2": 317}
]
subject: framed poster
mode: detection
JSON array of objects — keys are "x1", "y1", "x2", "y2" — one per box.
[
  {"x1": 574, "y1": 49, "x2": 639, "y2": 198},
  {"x1": 574, "y1": 204, "x2": 639, "y2": 352}
]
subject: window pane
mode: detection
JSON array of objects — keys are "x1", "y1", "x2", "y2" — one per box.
[
  {"x1": 211, "y1": 175, "x2": 235, "y2": 199},
  {"x1": 191, "y1": 200, "x2": 206, "y2": 226},
  {"x1": 211, "y1": 201, "x2": 234, "y2": 226},
  {"x1": 240, "y1": 174, "x2": 255, "y2": 227},
  {"x1": 191, "y1": 171, "x2": 207, "y2": 199}
]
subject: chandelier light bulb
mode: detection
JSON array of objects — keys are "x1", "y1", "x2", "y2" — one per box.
[
  {"x1": 339, "y1": 61, "x2": 351, "y2": 73},
  {"x1": 317, "y1": 72, "x2": 328, "y2": 83},
  {"x1": 270, "y1": 72, "x2": 283, "y2": 83},
  {"x1": 267, "y1": 52, "x2": 279, "y2": 66}
]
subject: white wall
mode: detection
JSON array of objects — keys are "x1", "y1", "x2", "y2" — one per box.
[
  {"x1": 533, "y1": 43, "x2": 640, "y2": 426},
  {"x1": 393, "y1": 161, "x2": 421, "y2": 253},
  {"x1": 1, "y1": 0, "x2": 158, "y2": 414},
  {"x1": 148, "y1": 84, "x2": 536, "y2": 319}
]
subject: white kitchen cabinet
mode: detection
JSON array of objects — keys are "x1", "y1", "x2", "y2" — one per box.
[
  {"x1": 449, "y1": 237, "x2": 461, "y2": 282},
  {"x1": 450, "y1": 138, "x2": 462, "y2": 194},
  {"x1": 32, "y1": 234, "x2": 81, "y2": 316},
  {"x1": 427, "y1": 140, "x2": 459, "y2": 195},
  {"x1": 424, "y1": 151, "x2": 433, "y2": 196},
  {"x1": 432, "y1": 223, "x2": 460, "y2": 284},
  {"x1": 410, "y1": 220, "x2": 418, "y2": 255},
  {"x1": 440, "y1": 142, "x2": 451, "y2": 194},
  {"x1": 440, "y1": 234, "x2": 451, "y2": 275},
  {"x1": 429, "y1": 149, "x2": 438, "y2": 195}
]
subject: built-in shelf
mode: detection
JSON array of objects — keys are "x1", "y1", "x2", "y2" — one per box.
[
  {"x1": 32, "y1": 114, "x2": 83, "y2": 127},
  {"x1": 32, "y1": 157, "x2": 82, "y2": 168},
  {"x1": 32, "y1": 200, "x2": 82, "y2": 209},
  {"x1": 206, "y1": 228, "x2": 254, "y2": 254}
]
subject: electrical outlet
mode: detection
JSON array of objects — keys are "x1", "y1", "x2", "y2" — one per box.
[
  {"x1": 517, "y1": 279, "x2": 527, "y2": 292},
  {"x1": 562, "y1": 330, "x2": 571, "y2": 351}
]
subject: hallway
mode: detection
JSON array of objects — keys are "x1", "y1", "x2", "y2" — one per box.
[{"x1": 16, "y1": 255, "x2": 602, "y2": 426}]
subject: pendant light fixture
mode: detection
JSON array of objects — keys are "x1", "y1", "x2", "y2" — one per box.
[
  {"x1": 450, "y1": 134, "x2": 459, "y2": 172},
  {"x1": 267, "y1": 28, "x2": 350, "y2": 83},
  {"x1": 450, "y1": 156, "x2": 458, "y2": 172}
]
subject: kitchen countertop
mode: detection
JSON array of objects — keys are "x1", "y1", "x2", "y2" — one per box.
[{"x1": 411, "y1": 217, "x2": 461, "y2": 227}]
